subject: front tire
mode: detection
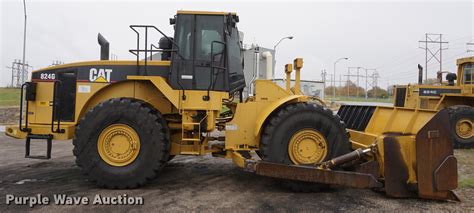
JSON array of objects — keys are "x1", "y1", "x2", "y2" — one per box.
[
  {"x1": 73, "y1": 98, "x2": 170, "y2": 189},
  {"x1": 259, "y1": 102, "x2": 350, "y2": 191},
  {"x1": 448, "y1": 106, "x2": 474, "y2": 149}
]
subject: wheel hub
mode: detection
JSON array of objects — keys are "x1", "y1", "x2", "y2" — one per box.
[
  {"x1": 288, "y1": 129, "x2": 328, "y2": 165},
  {"x1": 97, "y1": 124, "x2": 140, "y2": 167},
  {"x1": 455, "y1": 118, "x2": 473, "y2": 139}
]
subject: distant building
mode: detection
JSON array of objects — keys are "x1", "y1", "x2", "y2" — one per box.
[
  {"x1": 273, "y1": 79, "x2": 325, "y2": 99},
  {"x1": 241, "y1": 44, "x2": 275, "y2": 97}
]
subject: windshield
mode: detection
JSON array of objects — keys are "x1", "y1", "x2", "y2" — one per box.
[
  {"x1": 463, "y1": 63, "x2": 474, "y2": 84},
  {"x1": 195, "y1": 15, "x2": 224, "y2": 61},
  {"x1": 176, "y1": 15, "x2": 193, "y2": 59}
]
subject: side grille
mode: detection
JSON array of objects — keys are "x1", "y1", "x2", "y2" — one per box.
[
  {"x1": 394, "y1": 88, "x2": 406, "y2": 107},
  {"x1": 337, "y1": 105, "x2": 376, "y2": 131}
]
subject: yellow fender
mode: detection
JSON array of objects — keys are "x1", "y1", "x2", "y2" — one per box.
[{"x1": 254, "y1": 95, "x2": 307, "y2": 137}]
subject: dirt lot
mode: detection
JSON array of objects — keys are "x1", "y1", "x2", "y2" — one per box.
[
  {"x1": 0, "y1": 134, "x2": 472, "y2": 212},
  {"x1": 0, "y1": 107, "x2": 20, "y2": 125}
]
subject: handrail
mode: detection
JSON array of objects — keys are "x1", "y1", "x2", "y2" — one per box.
[
  {"x1": 128, "y1": 25, "x2": 184, "y2": 76},
  {"x1": 19, "y1": 83, "x2": 30, "y2": 132},
  {"x1": 205, "y1": 41, "x2": 227, "y2": 100}
]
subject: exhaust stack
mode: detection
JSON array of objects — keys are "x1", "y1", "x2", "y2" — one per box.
[
  {"x1": 98, "y1": 33, "x2": 109, "y2": 60},
  {"x1": 418, "y1": 64, "x2": 423, "y2": 84}
]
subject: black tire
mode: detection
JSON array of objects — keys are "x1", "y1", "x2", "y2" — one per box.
[
  {"x1": 260, "y1": 102, "x2": 350, "y2": 192},
  {"x1": 448, "y1": 106, "x2": 474, "y2": 149},
  {"x1": 73, "y1": 98, "x2": 170, "y2": 189}
]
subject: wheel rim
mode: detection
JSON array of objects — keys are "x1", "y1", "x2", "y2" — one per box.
[
  {"x1": 288, "y1": 129, "x2": 328, "y2": 165},
  {"x1": 455, "y1": 118, "x2": 473, "y2": 139},
  {"x1": 97, "y1": 124, "x2": 141, "y2": 167}
]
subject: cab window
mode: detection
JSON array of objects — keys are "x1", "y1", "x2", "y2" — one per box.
[
  {"x1": 195, "y1": 15, "x2": 224, "y2": 61},
  {"x1": 176, "y1": 15, "x2": 193, "y2": 59},
  {"x1": 463, "y1": 63, "x2": 474, "y2": 84}
]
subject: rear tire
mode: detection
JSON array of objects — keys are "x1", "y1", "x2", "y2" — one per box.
[
  {"x1": 448, "y1": 106, "x2": 474, "y2": 149},
  {"x1": 259, "y1": 102, "x2": 350, "y2": 192},
  {"x1": 73, "y1": 98, "x2": 170, "y2": 189}
]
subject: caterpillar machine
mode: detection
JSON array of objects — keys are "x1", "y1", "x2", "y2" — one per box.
[
  {"x1": 5, "y1": 11, "x2": 459, "y2": 201},
  {"x1": 391, "y1": 58, "x2": 474, "y2": 148}
]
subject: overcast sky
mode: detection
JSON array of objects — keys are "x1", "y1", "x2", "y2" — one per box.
[{"x1": 1, "y1": 0, "x2": 473, "y2": 88}]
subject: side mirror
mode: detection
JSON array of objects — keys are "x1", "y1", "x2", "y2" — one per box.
[
  {"x1": 226, "y1": 14, "x2": 236, "y2": 35},
  {"x1": 233, "y1": 15, "x2": 239, "y2": 23}
]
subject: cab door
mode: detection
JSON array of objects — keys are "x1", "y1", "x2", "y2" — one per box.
[
  {"x1": 170, "y1": 14, "x2": 194, "y2": 90},
  {"x1": 193, "y1": 15, "x2": 226, "y2": 91},
  {"x1": 170, "y1": 14, "x2": 226, "y2": 91}
]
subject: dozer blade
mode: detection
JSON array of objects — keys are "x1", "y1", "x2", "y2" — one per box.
[
  {"x1": 338, "y1": 105, "x2": 459, "y2": 201},
  {"x1": 244, "y1": 106, "x2": 459, "y2": 201},
  {"x1": 245, "y1": 160, "x2": 383, "y2": 189},
  {"x1": 415, "y1": 109, "x2": 459, "y2": 201}
]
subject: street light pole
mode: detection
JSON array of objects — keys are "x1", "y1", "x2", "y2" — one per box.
[
  {"x1": 21, "y1": 0, "x2": 27, "y2": 85},
  {"x1": 273, "y1": 36, "x2": 293, "y2": 79},
  {"x1": 333, "y1": 57, "x2": 348, "y2": 100}
]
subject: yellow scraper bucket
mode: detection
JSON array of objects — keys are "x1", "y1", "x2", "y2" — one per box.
[{"x1": 337, "y1": 105, "x2": 458, "y2": 201}]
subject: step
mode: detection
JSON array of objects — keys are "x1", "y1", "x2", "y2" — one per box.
[{"x1": 25, "y1": 134, "x2": 53, "y2": 159}]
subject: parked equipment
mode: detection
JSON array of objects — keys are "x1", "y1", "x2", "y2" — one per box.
[
  {"x1": 393, "y1": 57, "x2": 474, "y2": 148},
  {"x1": 5, "y1": 11, "x2": 458, "y2": 201}
]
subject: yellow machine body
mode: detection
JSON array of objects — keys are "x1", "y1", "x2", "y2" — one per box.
[
  {"x1": 394, "y1": 57, "x2": 474, "y2": 110},
  {"x1": 5, "y1": 59, "x2": 307, "y2": 162},
  {"x1": 392, "y1": 56, "x2": 474, "y2": 148},
  {"x1": 4, "y1": 10, "x2": 459, "y2": 201}
]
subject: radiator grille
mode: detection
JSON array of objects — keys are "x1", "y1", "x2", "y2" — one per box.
[{"x1": 337, "y1": 105, "x2": 376, "y2": 131}]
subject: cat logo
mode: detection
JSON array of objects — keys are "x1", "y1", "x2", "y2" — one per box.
[{"x1": 89, "y1": 68, "x2": 113, "y2": 83}]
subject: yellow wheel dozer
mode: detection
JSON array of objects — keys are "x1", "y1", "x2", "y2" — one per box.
[{"x1": 3, "y1": 10, "x2": 459, "y2": 201}]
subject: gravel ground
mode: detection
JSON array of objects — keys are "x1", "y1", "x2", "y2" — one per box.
[
  {"x1": 0, "y1": 107, "x2": 19, "y2": 125},
  {"x1": 0, "y1": 134, "x2": 472, "y2": 212}
]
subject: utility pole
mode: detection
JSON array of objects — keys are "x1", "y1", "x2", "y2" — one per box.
[
  {"x1": 371, "y1": 71, "x2": 380, "y2": 98},
  {"x1": 339, "y1": 74, "x2": 342, "y2": 88},
  {"x1": 333, "y1": 57, "x2": 348, "y2": 100},
  {"x1": 468, "y1": 42, "x2": 474, "y2": 52},
  {"x1": 21, "y1": 0, "x2": 28, "y2": 87},
  {"x1": 365, "y1": 68, "x2": 368, "y2": 99},
  {"x1": 419, "y1": 33, "x2": 449, "y2": 82},
  {"x1": 321, "y1": 69, "x2": 327, "y2": 96},
  {"x1": 345, "y1": 67, "x2": 364, "y2": 97},
  {"x1": 347, "y1": 67, "x2": 350, "y2": 97},
  {"x1": 356, "y1": 67, "x2": 361, "y2": 97},
  {"x1": 365, "y1": 68, "x2": 377, "y2": 99},
  {"x1": 321, "y1": 69, "x2": 327, "y2": 83},
  {"x1": 8, "y1": 59, "x2": 31, "y2": 87},
  {"x1": 273, "y1": 36, "x2": 293, "y2": 79}
]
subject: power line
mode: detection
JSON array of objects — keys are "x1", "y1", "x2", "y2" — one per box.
[
  {"x1": 468, "y1": 42, "x2": 474, "y2": 53},
  {"x1": 376, "y1": 38, "x2": 472, "y2": 75},
  {"x1": 50, "y1": 60, "x2": 64, "y2": 66},
  {"x1": 8, "y1": 59, "x2": 32, "y2": 87},
  {"x1": 387, "y1": 50, "x2": 469, "y2": 82},
  {"x1": 384, "y1": 43, "x2": 469, "y2": 78},
  {"x1": 419, "y1": 33, "x2": 449, "y2": 81}
]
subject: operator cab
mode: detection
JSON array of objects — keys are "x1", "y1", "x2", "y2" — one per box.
[{"x1": 167, "y1": 11, "x2": 245, "y2": 94}]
